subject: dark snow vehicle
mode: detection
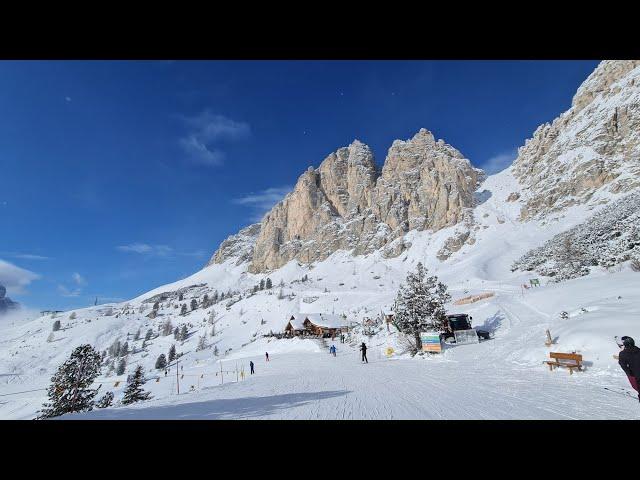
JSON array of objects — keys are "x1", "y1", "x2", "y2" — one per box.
[{"x1": 441, "y1": 314, "x2": 491, "y2": 344}]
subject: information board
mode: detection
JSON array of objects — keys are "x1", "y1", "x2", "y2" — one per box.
[{"x1": 420, "y1": 331, "x2": 443, "y2": 353}]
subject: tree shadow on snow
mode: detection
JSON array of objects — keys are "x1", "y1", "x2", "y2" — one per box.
[
  {"x1": 477, "y1": 311, "x2": 505, "y2": 335},
  {"x1": 66, "y1": 390, "x2": 351, "y2": 420}
]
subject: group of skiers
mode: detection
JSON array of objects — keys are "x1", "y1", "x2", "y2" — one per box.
[{"x1": 618, "y1": 336, "x2": 640, "y2": 402}]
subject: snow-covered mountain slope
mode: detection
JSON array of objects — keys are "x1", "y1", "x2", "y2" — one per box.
[{"x1": 1, "y1": 60, "x2": 639, "y2": 420}]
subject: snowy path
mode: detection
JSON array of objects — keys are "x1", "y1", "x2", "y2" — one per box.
[{"x1": 75, "y1": 344, "x2": 639, "y2": 420}]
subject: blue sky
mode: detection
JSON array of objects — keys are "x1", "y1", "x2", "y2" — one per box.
[{"x1": 0, "y1": 60, "x2": 599, "y2": 311}]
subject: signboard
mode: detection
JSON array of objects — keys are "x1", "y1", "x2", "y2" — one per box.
[
  {"x1": 454, "y1": 329, "x2": 479, "y2": 345},
  {"x1": 420, "y1": 331, "x2": 442, "y2": 353}
]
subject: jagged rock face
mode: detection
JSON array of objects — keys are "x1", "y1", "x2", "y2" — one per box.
[
  {"x1": 513, "y1": 60, "x2": 640, "y2": 220},
  {"x1": 209, "y1": 130, "x2": 482, "y2": 272},
  {"x1": 207, "y1": 223, "x2": 261, "y2": 267}
]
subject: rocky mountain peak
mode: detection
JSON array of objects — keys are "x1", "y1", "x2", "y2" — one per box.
[
  {"x1": 210, "y1": 129, "x2": 483, "y2": 272},
  {"x1": 513, "y1": 60, "x2": 640, "y2": 220}
]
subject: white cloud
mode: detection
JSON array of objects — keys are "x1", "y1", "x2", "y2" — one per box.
[
  {"x1": 233, "y1": 186, "x2": 292, "y2": 222},
  {"x1": 117, "y1": 243, "x2": 173, "y2": 256},
  {"x1": 58, "y1": 284, "x2": 81, "y2": 297},
  {"x1": 72, "y1": 272, "x2": 87, "y2": 287},
  {"x1": 0, "y1": 259, "x2": 40, "y2": 295},
  {"x1": 482, "y1": 148, "x2": 518, "y2": 175},
  {"x1": 13, "y1": 254, "x2": 49, "y2": 260},
  {"x1": 178, "y1": 111, "x2": 250, "y2": 167}
]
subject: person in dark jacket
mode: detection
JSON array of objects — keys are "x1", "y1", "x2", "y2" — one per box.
[
  {"x1": 265, "y1": 352, "x2": 269, "y2": 362},
  {"x1": 249, "y1": 360, "x2": 255, "y2": 375},
  {"x1": 618, "y1": 336, "x2": 640, "y2": 401},
  {"x1": 359, "y1": 342, "x2": 368, "y2": 363}
]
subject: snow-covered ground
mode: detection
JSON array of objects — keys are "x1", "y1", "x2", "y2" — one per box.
[{"x1": 1, "y1": 169, "x2": 638, "y2": 419}]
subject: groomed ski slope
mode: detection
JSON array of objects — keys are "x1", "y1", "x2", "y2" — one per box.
[{"x1": 72, "y1": 273, "x2": 640, "y2": 420}]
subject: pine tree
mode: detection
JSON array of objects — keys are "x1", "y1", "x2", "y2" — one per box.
[
  {"x1": 122, "y1": 366, "x2": 151, "y2": 405},
  {"x1": 393, "y1": 262, "x2": 451, "y2": 352},
  {"x1": 168, "y1": 344, "x2": 176, "y2": 362},
  {"x1": 213, "y1": 290, "x2": 219, "y2": 303},
  {"x1": 133, "y1": 328, "x2": 141, "y2": 341},
  {"x1": 145, "y1": 329, "x2": 153, "y2": 341},
  {"x1": 120, "y1": 342, "x2": 129, "y2": 357},
  {"x1": 52, "y1": 320, "x2": 61, "y2": 331},
  {"x1": 181, "y1": 304, "x2": 187, "y2": 315},
  {"x1": 190, "y1": 298, "x2": 198, "y2": 311},
  {"x1": 203, "y1": 294, "x2": 209, "y2": 308},
  {"x1": 174, "y1": 326, "x2": 180, "y2": 340},
  {"x1": 259, "y1": 279, "x2": 265, "y2": 290},
  {"x1": 196, "y1": 335, "x2": 208, "y2": 351},
  {"x1": 153, "y1": 301, "x2": 159, "y2": 311},
  {"x1": 96, "y1": 391, "x2": 114, "y2": 408},
  {"x1": 155, "y1": 354, "x2": 167, "y2": 370},
  {"x1": 37, "y1": 344, "x2": 102, "y2": 419},
  {"x1": 162, "y1": 319, "x2": 173, "y2": 336},
  {"x1": 141, "y1": 339, "x2": 147, "y2": 350},
  {"x1": 178, "y1": 293, "x2": 184, "y2": 301},
  {"x1": 108, "y1": 340, "x2": 121, "y2": 357},
  {"x1": 214, "y1": 345, "x2": 219, "y2": 356},
  {"x1": 266, "y1": 278, "x2": 272, "y2": 289},
  {"x1": 116, "y1": 358, "x2": 126, "y2": 375},
  {"x1": 180, "y1": 325, "x2": 188, "y2": 341}
]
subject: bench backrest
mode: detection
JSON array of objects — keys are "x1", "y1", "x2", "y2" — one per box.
[{"x1": 550, "y1": 352, "x2": 582, "y2": 363}]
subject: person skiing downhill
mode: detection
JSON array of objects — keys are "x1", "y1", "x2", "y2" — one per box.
[
  {"x1": 249, "y1": 361, "x2": 255, "y2": 375},
  {"x1": 618, "y1": 336, "x2": 640, "y2": 402},
  {"x1": 330, "y1": 345, "x2": 336, "y2": 357},
  {"x1": 265, "y1": 352, "x2": 269, "y2": 362},
  {"x1": 359, "y1": 342, "x2": 368, "y2": 363}
]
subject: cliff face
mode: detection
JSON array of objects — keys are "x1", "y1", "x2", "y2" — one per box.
[
  {"x1": 512, "y1": 60, "x2": 640, "y2": 220},
  {"x1": 212, "y1": 129, "x2": 483, "y2": 272}
]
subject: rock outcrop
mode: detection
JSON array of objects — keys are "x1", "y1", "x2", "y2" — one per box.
[
  {"x1": 0, "y1": 284, "x2": 19, "y2": 314},
  {"x1": 211, "y1": 129, "x2": 483, "y2": 272},
  {"x1": 512, "y1": 60, "x2": 640, "y2": 220},
  {"x1": 207, "y1": 223, "x2": 261, "y2": 267}
]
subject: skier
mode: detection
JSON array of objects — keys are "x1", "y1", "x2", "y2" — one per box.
[
  {"x1": 265, "y1": 352, "x2": 269, "y2": 362},
  {"x1": 618, "y1": 336, "x2": 640, "y2": 401},
  {"x1": 330, "y1": 345, "x2": 336, "y2": 357},
  {"x1": 359, "y1": 342, "x2": 368, "y2": 363},
  {"x1": 250, "y1": 360, "x2": 255, "y2": 375}
]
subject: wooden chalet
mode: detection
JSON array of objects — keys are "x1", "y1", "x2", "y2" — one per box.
[{"x1": 284, "y1": 313, "x2": 349, "y2": 338}]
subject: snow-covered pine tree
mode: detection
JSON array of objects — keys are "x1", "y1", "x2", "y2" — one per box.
[
  {"x1": 95, "y1": 391, "x2": 114, "y2": 408},
  {"x1": 393, "y1": 262, "x2": 451, "y2": 353},
  {"x1": 52, "y1": 320, "x2": 61, "y2": 331},
  {"x1": 266, "y1": 278, "x2": 272, "y2": 289},
  {"x1": 116, "y1": 358, "x2": 126, "y2": 375},
  {"x1": 37, "y1": 344, "x2": 102, "y2": 419},
  {"x1": 161, "y1": 319, "x2": 173, "y2": 336},
  {"x1": 180, "y1": 325, "x2": 188, "y2": 341},
  {"x1": 259, "y1": 279, "x2": 265, "y2": 290},
  {"x1": 121, "y1": 366, "x2": 151, "y2": 405},
  {"x1": 155, "y1": 354, "x2": 167, "y2": 370},
  {"x1": 168, "y1": 344, "x2": 176, "y2": 362},
  {"x1": 145, "y1": 329, "x2": 153, "y2": 341},
  {"x1": 120, "y1": 342, "x2": 129, "y2": 357},
  {"x1": 190, "y1": 298, "x2": 198, "y2": 311},
  {"x1": 133, "y1": 328, "x2": 141, "y2": 341},
  {"x1": 180, "y1": 304, "x2": 187, "y2": 315},
  {"x1": 153, "y1": 301, "x2": 159, "y2": 311},
  {"x1": 196, "y1": 335, "x2": 208, "y2": 351},
  {"x1": 174, "y1": 326, "x2": 180, "y2": 340},
  {"x1": 178, "y1": 293, "x2": 184, "y2": 301}
]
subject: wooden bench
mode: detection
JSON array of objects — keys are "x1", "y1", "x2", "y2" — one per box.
[{"x1": 544, "y1": 352, "x2": 583, "y2": 375}]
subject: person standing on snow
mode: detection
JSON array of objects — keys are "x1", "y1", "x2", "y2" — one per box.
[
  {"x1": 265, "y1": 352, "x2": 269, "y2": 362},
  {"x1": 618, "y1": 336, "x2": 640, "y2": 402},
  {"x1": 250, "y1": 360, "x2": 255, "y2": 375},
  {"x1": 359, "y1": 342, "x2": 368, "y2": 363},
  {"x1": 330, "y1": 345, "x2": 336, "y2": 357}
]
